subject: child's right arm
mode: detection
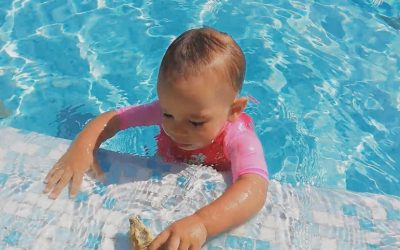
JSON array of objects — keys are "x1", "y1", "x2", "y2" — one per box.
[
  {"x1": 43, "y1": 100, "x2": 162, "y2": 199},
  {"x1": 43, "y1": 110, "x2": 121, "y2": 199}
]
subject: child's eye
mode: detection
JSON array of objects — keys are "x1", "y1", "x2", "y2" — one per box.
[
  {"x1": 163, "y1": 113, "x2": 173, "y2": 119},
  {"x1": 190, "y1": 121, "x2": 205, "y2": 127}
]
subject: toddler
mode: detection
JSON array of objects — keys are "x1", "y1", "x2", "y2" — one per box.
[{"x1": 44, "y1": 27, "x2": 269, "y2": 250}]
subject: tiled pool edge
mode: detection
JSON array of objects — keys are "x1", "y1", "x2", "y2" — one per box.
[{"x1": 0, "y1": 126, "x2": 399, "y2": 249}]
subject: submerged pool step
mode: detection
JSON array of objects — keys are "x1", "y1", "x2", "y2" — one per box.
[{"x1": 0, "y1": 126, "x2": 399, "y2": 249}]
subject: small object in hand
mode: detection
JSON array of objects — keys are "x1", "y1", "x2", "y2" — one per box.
[{"x1": 129, "y1": 215, "x2": 154, "y2": 250}]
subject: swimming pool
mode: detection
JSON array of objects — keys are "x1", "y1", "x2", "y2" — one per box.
[
  {"x1": 0, "y1": 0, "x2": 399, "y2": 196},
  {"x1": 0, "y1": 1, "x2": 400, "y2": 249}
]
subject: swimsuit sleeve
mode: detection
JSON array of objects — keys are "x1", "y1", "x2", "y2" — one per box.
[
  {"x1": 225, "y1": 125, "x2": 269, "y2": 183},
  {"x1": 116, "y1": 100, "x2": 162, "y2": 129}
]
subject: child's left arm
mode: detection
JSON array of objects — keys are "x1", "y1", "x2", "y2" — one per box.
[
  {"x1": 149, "y1": 174, "x2": 268, "y2": 250},
  {"x1": 150, "y1": 121, "x2": 268, "y2": 249}
]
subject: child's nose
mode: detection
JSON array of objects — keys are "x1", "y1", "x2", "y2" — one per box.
[{"x1": 170, "y1": 122, "x2": 187, "y2": 137}]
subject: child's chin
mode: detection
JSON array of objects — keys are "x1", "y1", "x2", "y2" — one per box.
[{"x1": 177, "y1": 144, "x2": 199, "y2": 150}]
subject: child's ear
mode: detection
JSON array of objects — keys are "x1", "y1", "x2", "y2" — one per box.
[{"x1": 228, "y1": 97, "x2": 248, "y2": 122}]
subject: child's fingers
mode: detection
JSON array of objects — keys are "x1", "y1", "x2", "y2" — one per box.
[
  {"x1": 91, "y1": 159, "x2": 104, "y2": 180},
  {"x1": 149, "y1": 230, "x2": 171, "y2": 250},
  {"x1": 178, "y1": 240, "x2": 190, "y2": 250},
  {"x1": 49, "y1": 171, "x2": 73, "y2": 199},
  {"x1": 43, "y1": 162, "x2": 63, "y2": 183},
  {"x1": 188, "y1": 245, "x2": 200, "y2": 250},
  {"x1": 165, "y1": 235, "x2": 180, "y2": 250},
  {"x1": 69, "y1": 173, "x2": 83, "y2": 198},
  {"x1": 43, "y1": 168, "x2": 65, "y2": 193}
]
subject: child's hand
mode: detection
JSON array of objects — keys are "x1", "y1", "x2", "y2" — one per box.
[
  {"x1": 149, "y1": 214, "x2": 208, "y2": 250},
  {"x1": 43, "y1": 144, "x2": 103, "y2": 199}
]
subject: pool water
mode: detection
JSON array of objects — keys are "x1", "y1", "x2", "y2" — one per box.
[{"x1": 0, "y1": 0, "x2": 399, "y2": 196}]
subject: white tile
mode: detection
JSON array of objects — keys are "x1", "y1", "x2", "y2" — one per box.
[
  {"x1": 3, "y1": 200, "x2": 19, "y2": 214},
  {"x1": 229, "y1": 224, "x2": 248, "y2": 235},
  {"x1": 39, "y1": 225, "x2": 58, "y2": 240},
  {"x1": 4, "y1": 246, "x2": 24, "y2": 250},
  {"x1": 10, "y1": 142, "x2": 40, "y2": 155},
  {"x1": 342, "y1": 216, "x2": 360, "y2": 229},
  {"x1": 36, "y1": 195, "x2": 54, "y2": 210},
  {"x1": 0, "y1": 160, "x2": 6, "y2": 170},
  {"x1": 57, "y1": 143, "x2": 69, "y2": 152},
  {"x1": 24, "y1": 192, "x2": 41, "y2": 205},
  {"x1": 286, "y1": 208, "x2": 300, "y2": 220},
  {"x1": 320, "y1": 237, "x2": 337, "y2": 249},
  {"x1": 27, "y1": 143, "x2": 40, "y2": 155},
  {"x1": 49, "y1": 198, "x2": 67, "y2": 212},
  {"x1": 47, "y1": 148, "x2": 64, "y2": 160},
  {"x1": 57, "y1": 213, "x2": 73, "y2": 228},
  {"x1": 29, "y1": 182, "x2": 48, "y2": 194},
  {"x1": 105, "y1": 211, "x2": 125, "y2": 226},
  {"x1": 15, "y1": 203, "x2": 33, "y2": 218},
  {"x1": 9, "y1": 141, "x2": 26, "y2": 153},
  {"x1": 99, "y1": 237, "x2": 115, "y2": 250},
  {"x1": 363, "y1": 232, "x2": 381, "y2": 245},
  {"x1": 363, "y1": 198, "x2": 387, "y2": 220},
  {"x1": 0, "y1": 149, "x2": 5, "y2": 159},
  {"x1": 60, "y1": 201, "x2": 75, "y2": 214},
  {"x1": 313, "y1": 211, "x2": 344, "y2": 227},
  {"x1": 263, "y1": 214, "x2": 279, "y2": 227},
  {"x1": 96, "y1": 209, "x2": 111, "y2": 221},
  {"x1": 371, "y1": 206, "x2": 387, "y2": 220},
  {"x1": 390, "y1": 198, "x2": 400, "y2": 209},
  {"x1": 259, "y1": 226, "x2": 278, "y2": 243},
  {"x1": 102, "y1": 223, "x2": 119, "y2": 238},
  {"x1": 274, "y1": 229, "x2": 290, "y2": 245},
  {"x1": 31, "y1": 237, "x2": 53, "y2": 250}
]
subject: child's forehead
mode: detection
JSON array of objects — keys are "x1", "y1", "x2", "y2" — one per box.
[
  {"x1": 158, "y1": 63, "x2": 233, "y2": 89},
  {"x1": 158, "y1": 68, "x2": 237, "y2": 106}
]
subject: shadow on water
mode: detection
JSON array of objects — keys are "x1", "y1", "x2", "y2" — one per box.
[
  {"x1": 95, "y1": 148, "x2": 190, "y2": 185},
  {"x1": 114, "y1": 232, "x2": 131, "y2": 250}
]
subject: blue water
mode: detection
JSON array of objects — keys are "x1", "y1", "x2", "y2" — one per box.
[{"x1": 0, "y1": 0, "x2": 399, "y2": 196}]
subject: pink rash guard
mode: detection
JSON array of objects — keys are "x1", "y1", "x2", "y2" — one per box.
[{"x1": 117, "y1": 100, "x2": 268, "y2": 182}]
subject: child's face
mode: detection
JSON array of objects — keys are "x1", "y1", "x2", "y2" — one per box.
[{"x1": 157, "y1": 70, "x2": 240, "y2": 150}]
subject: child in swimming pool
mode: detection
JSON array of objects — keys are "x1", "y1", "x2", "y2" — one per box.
[{"x1": 44, "y1": 27, "x2": 269, "y2": 250}]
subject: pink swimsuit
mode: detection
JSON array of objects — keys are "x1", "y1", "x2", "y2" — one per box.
[{"x1": 117, "y1": 101, "x2": 268, "y2": 182}]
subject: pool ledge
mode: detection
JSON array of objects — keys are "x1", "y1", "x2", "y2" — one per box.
[{"x1": 0, "y1": 126, "x2": 399, "y2": 249}]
